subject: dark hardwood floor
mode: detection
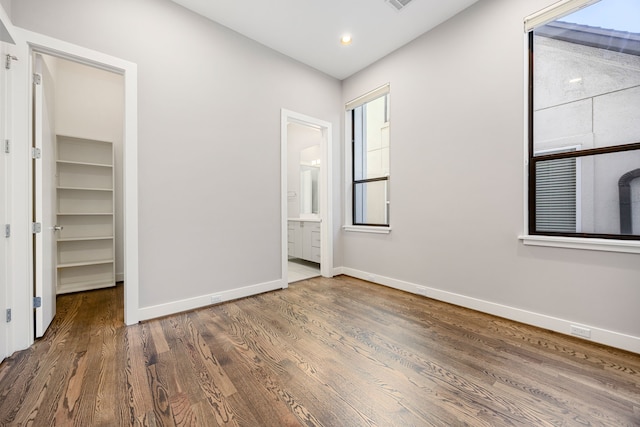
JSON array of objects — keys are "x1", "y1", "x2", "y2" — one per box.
[{"x1": 0, "y1": 276, "x2": 638, "y2": 426}]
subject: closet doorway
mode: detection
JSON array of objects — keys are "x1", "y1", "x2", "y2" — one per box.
[
  {"x1": 32, "y1": 52, "x2": 125, "y2": 336},
  {"x1": 281, "y1": 110, "x2": 333, "y2": 284}
]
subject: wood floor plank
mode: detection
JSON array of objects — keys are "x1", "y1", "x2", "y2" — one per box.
[
  {"x1": 1, "y1": 278, "x2": 639, "y2": 426},
  {"x1": 147, "y1": 362, "x2": 175, "y2": 426},
  {"x1": 124, "y1": 324, "x2": 156, "y2": 423}
]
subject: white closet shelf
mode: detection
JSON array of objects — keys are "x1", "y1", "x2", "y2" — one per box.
[
  {"x1": 57, "y1": 186, "x2": 113, "y2": 192},
  {"x1": 57, "y1": 236, "x2": 114, "y2": 242},
  {"x1": 56, "y1": 187, "x2": 113, "y2": 191},
  {"x1": 57, "y1": 259, "x2": 114, "y2": 269},
  {"x1": 56, "y1": 160, "x2": 112, "y2": 168},
  {"x1": 57, "y1": 279, "x2": 116, "y2": 294},
  {"x1": 57, "y1": 212, "x2": 114, "y2": 216}
]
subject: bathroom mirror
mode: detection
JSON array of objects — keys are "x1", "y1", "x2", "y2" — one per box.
[{"x1": 300, "y1": 146, "x2": 320, "y2": 216}]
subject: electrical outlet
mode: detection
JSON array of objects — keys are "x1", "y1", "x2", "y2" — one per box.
[
  {"x1": 570, "y1": 325, "x2": 591, "y2": 339},
  {"x1": 210, "y1": 295, "x2": 222, "y2": 304},
  {"x1": 415, "y1": 285, "x2": 427, "y2": 296}
]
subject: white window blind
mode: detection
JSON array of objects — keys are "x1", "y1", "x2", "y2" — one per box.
[
  {"x1": 535, "y1": 156, "x2": 577, "y2": 232},
  {"x1": 524, "y1": 0, "x2": 601, "y2": 32}
]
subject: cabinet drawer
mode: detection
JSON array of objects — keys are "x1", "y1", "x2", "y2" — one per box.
[
  {"x1": 311, "y1": 246, "x2": 321, "y2": 263},
  {"x1": 311, "y1": 231, "x2": 321, "y2": 248}
]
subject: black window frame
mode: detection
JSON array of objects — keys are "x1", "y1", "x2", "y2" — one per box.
[
  {"x1": 351, "y1": 95, "x2": 390, "y2": 227},
  {"x1": 528, "y1": 31, "x2": 640, "y2": 241}
]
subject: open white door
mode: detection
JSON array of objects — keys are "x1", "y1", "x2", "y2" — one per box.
[
  {"x1": 0, "y1": 39, "x2": 10, "y2": 362},
  {"x1": 33, "y1": 53, "x2": 57, "y2": 338}
]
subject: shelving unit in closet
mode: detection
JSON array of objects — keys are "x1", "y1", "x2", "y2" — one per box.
[{"x1": 56, "y1": 135, "x2": 115, "y2": 294}]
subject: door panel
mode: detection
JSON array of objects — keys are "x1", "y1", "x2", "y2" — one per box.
[
  {"x1": 33, "y1": 54, "x2": 56, "y2": 338},
  {"x1": 0, "y1": 40, "x2": 8, "y2": 362}
]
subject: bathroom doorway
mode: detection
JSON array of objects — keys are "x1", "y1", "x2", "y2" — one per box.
[{"x1": 281, "y1": 110, "x2": 333, "y2": 284}]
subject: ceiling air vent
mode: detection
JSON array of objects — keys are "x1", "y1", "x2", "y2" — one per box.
[{"x1": 385, "y1": 0, "x2": 413, "y2": 12}]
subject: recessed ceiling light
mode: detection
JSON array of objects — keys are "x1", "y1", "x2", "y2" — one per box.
[
  {"x1": 386, "y1": 0, "x2": 413, "y2": 12},
  {"x1": 340, "y1": 35, "x2": 352, "y2": 46}
]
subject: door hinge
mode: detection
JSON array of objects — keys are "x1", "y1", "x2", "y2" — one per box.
[
  {"x1": 5, "y1": 309, "x2": 10, "y2": 323},
  {"x1": 3, "y1": 140, "x2": 9, "y2": 154},
  {"x1": 31, "y1": 147, "x2": 41, "y2": 159},
  {"x1": 33, "y1": 297, "x2": 42, "y2": 309},
  {"x1": 33, "y1": 73, "x2": 41, "y2": 85},
  {"x1": 32, "y1": 222, "x2": 41, "y2": 234},
  {"x1": 4, "y1": 224, "x2": 9, "y2": 238},
  {"x1": 5, "y1": 54, "x2": 17, "y2": 70}
]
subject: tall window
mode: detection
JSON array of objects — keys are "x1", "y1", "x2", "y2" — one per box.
[
  {"x1": 348, "y1": 85, "x2": 390, "y2": 226},
  {"x1": 528, "y1": 0, "x2": 640, "y2": 239}
]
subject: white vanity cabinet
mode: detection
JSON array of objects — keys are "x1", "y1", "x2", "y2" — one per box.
[
  {"x1": 56, "y1": 135, "x2": 115, "y2": 294},
  {"x1": 287, "y1": 219, "x2": 321, "y2": 263}
]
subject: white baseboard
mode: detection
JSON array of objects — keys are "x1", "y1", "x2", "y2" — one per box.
[
  {"x1": 339, "y1": 267, "x2": 640, "y2": 354},
  {"x1": 138, "y1": 278, "x2": 287, "y2": 321},
  {"x1": 332, "y1": 266, "x2": 344, "y2": 276},
  {"x1": 116, "y1": 272, "x2": 124, "y2": 282}
]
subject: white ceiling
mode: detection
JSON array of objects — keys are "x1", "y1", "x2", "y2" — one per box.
[{"x1": 171, "y1": 0, "x2": 480, "y2": 80}]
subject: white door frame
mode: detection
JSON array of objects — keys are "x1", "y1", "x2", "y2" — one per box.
[
  {"x1": 12, "y1": 28, "x2": 139, "y2": 341},
  {"x1": 281, "y1": 109, "x2": 333, "y2": 283}
]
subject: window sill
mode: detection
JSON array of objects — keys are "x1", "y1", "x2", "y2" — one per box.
[
  {"x1": 519, "y1": 235, "x2": 640, "y2": 254},
  {"x1": 343, "y1": 225, "x2": 392, "y2": 234}
]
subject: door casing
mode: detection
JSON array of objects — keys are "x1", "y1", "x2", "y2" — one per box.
[
  {"x1": 7, "y1": 28, "x2": 139, "y2": 353},
  {"x1": 24, "y1": 29, "x2": 140, "y2": 326}
]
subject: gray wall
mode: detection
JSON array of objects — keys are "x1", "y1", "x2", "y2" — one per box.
[
  {"x1": 342, "y1": 0, "x2": 640, "y2": 337},
  {"x1": 11, "y1": 0, "x2": 342, "y2": 308}
]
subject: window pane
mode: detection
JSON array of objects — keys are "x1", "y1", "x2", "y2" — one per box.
[
  {"x1": 353, "y1": 95, "x2": 389, "y2": 181},
  {"x1": 533, "y1": 0, "x2": 640, "y2": 155},
  {"x1": 534, "y1": 149, "x2": 640, "y2": 236},
  {"x1": 354, "y1": 180, "x2": 389, "y2": 225}
]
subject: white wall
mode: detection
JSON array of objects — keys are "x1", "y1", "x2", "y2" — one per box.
[
  {"x1": 342, "y1": 0, "x2": 640, "y2": 347},
  {"x1": 50, "y1": 56, "x2": 125, "y2": 279},
  {"x1": 10, "y1": 0, "x2": 342, "y2": 310}
]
